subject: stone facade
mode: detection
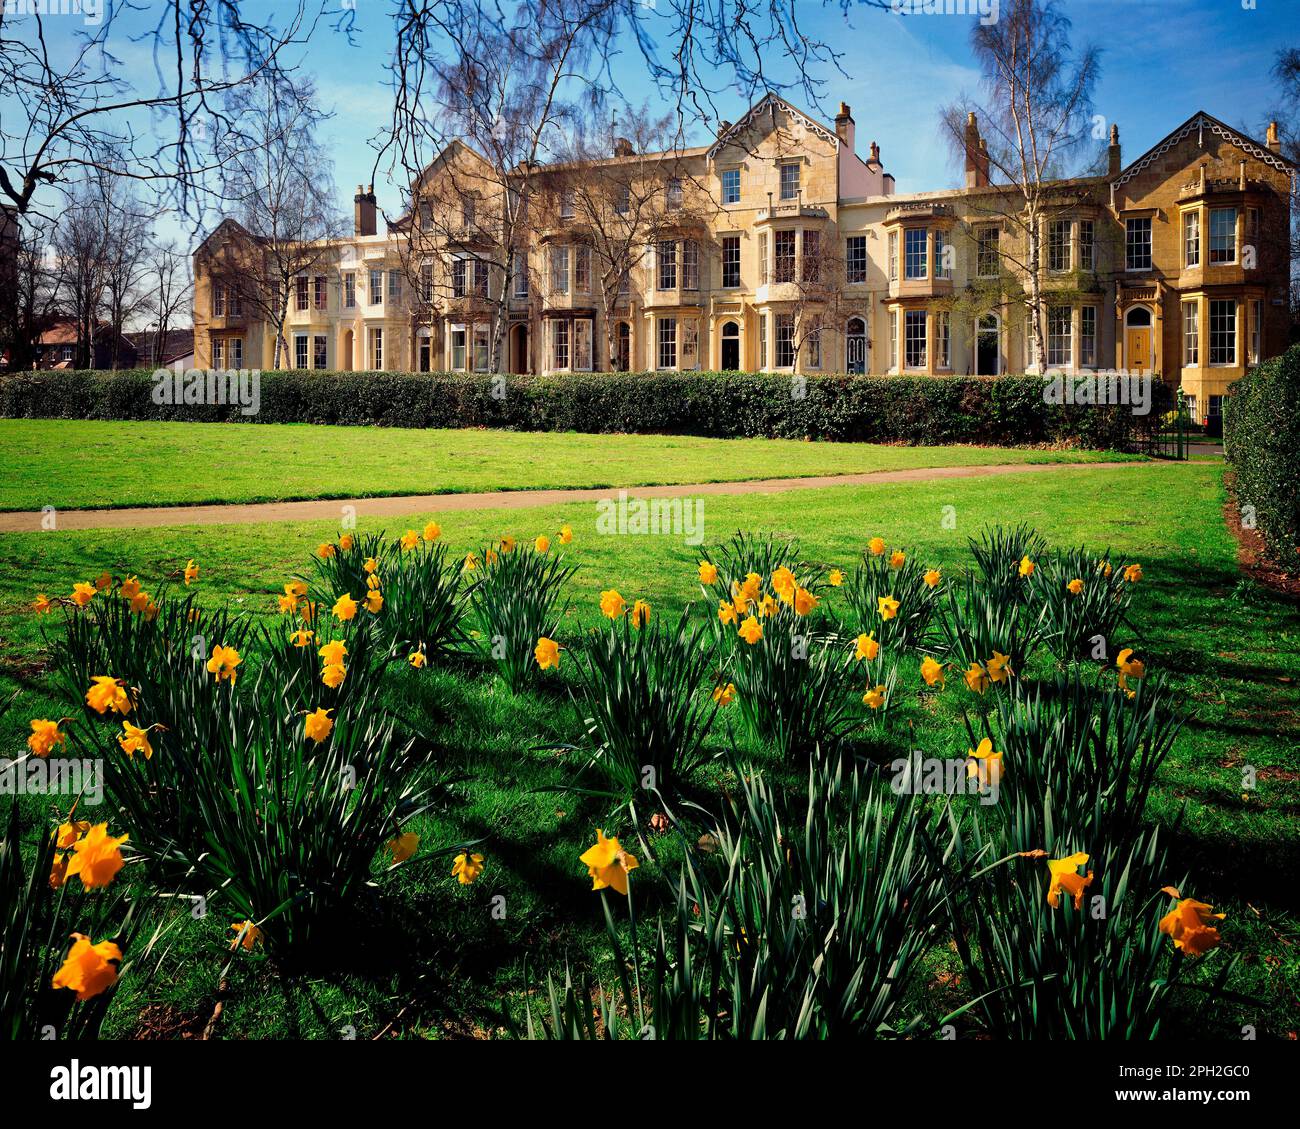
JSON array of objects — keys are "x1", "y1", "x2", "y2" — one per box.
[{"x1": 191, "y1": 96, "x2": 1293, "y2": 425}]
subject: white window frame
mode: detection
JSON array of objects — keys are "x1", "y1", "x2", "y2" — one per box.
[{"x1": 1182, "y1": 300, "x2": 1199, "y2": 367}]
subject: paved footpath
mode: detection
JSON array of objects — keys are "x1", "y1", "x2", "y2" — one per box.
[{"x1": 0, "y1": 460, "x2": 1155, "y2": 533}]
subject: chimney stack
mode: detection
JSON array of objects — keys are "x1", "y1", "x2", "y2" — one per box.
[
  {"x1": 1108, "y1": 124, "x2": 1122, "y2": 178},
  {"x1": 835, "y1": 102, "x2": 855, "y2": 153},
  {"x1": 868, "y1": 140, "x2": 881, "y2": 166},
  {"x1": 1266, "y1": 120, "x2": 1281, "y2": 153},
  {"x1": 354, "y1": 184, "x2": 377, "y2": 237},
  {"x1": 964, "y1": 113, "x2": 989, "y2": 188}
]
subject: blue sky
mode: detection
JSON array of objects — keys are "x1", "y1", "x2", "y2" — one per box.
[
  {"x1": 5, "y1": 0, "x2": 1295, "y2": 232},
  {"x1": 305, "y1": 0, "x2": 1295, "y2": 212}
]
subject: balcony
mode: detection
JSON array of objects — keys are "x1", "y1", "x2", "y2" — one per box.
[
  {"x1": 884, "y1": 202, "x2": 955, "y2": 226},
  {"x1": 642, "y1": 285, "x2": 705, "y2": 311},
  {"x1": 755, "y1": 198, "x2": 828, "y2": 226}
]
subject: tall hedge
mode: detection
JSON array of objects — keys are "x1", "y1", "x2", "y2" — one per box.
[
  {"x1": 0, "y1": 368, "x2": 1149, "y2": 449},
  {"x1": 1225, "y1": 342, "x2": 1300, "y2": 565}
]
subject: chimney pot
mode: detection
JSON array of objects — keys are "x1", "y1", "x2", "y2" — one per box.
[{"x1": 1267, "y1": 120, "x2": 1281, "y2": 152}]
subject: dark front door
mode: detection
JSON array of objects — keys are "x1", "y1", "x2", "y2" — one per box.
[{"x1": 721, "y1": 336, "x2": 740, "y2": 370}]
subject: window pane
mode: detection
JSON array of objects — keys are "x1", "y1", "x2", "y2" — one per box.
[
  {"x1": 904, "y1": 310, "x2": 926, "y2": 368},
  {"x1": 1126, "y1": 217, "x2": 1152, "y2": 270},
  {"x1": 1209, "y1": 208, "x2": 1236, "y2": 263},
  {"x1": 904, "y1": 228, "x2": 927, "y2": 280}
]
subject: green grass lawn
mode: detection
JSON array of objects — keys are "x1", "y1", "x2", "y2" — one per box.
[
  {"x1": 1, "y1": 459, "x2": 1295, "y2": 1039},
  {"x1": 0, "y1": 418, "x2": 1140, "y2": 510}
]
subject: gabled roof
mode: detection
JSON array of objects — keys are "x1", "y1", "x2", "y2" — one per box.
[
  {"x1": 706, "y1": 92, "x2": 840, "y2": 161},
  {"x1": 1111, "y1": 110, "x2": 1295, "y2": 191}
]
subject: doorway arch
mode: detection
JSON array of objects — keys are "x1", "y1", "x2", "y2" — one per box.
[
  {"x1": 341, "y1": 329, "x2": 354, "y2": 372},
  {"x1": 975, "y1": 313, "x2": 1001, "y2": 375},
  {"x1": 720, "y1": 321, "x2": 741, "y2": 371},
  {"x1": 1124, "y1": 305, "x2": 1154, "y2": 374},
  {"x1": 510, "y1": 323, "x2": 530, "y2": 374},
  {"x1": 845, "y1": 317, "x2": 867, "y2": 373},
  {"x1": 614, "y1": 321, "x2": 631, "y2": 372}
]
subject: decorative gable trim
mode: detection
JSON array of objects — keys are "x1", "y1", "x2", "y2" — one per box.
[
  {"x1": 1112, "y1": 111, "x2": 1294, "y2": 193},
  {"x1": 707, "y1": 93, "x2": 839, "y2": 161}
]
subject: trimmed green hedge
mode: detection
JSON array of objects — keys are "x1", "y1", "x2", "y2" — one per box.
[
  {"x1": 1225, "y1": 343, "x2": 1300, "y2": 565},
  {"x1": 0, "y1": 368, "x2": 1148, "y2": 449}
]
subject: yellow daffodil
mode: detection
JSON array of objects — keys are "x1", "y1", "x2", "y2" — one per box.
[
  {"x1": 85, "y1": 676, "x2": 131, "y2": 716},
  {"x1": 712, "y1": 682, "x2": 737, "y2": 707},
  {"x1": 599, "y1": 589, "x2": 627, "y2": 619},
  {"x1": 304, "y1": 707, "x2": 334, "y2": 744},
  {"x1": 878, "y1": 595, "x2": 900, "y2": 620},
  {"x1": 1123, "y1": 563, "x2": 1143, "y2": 583},
  {"x1": 408, "y1": 649, "x2": 427, "y2": 668},
  {"x1": 338, "y1": 533, "x2": 354, "y2": 551},
  {"x1": 386, "y1": 831, "x2": 419, "y2": 863},
  {"x1": 499, "y1": 535, "x2": 516, "y2": 553},
  {"x1": 828, "y1": 568, "x2": 843, "y2": 587},
  {"x1": 757, "y1": 593, "x2": 778, "y2": 618},
  {"x1": 868, "y1": 537, "x2": 886, "y2": 556},
  {"x1": 52, "y1": 935, "x2": 121, "y2": 1001},
  {"x1": 923, "y1": 568, "x2": 942, "y2": 588},
  {"x1": 986, "y1": 651, "x2": 1013, "y2": 684},
  {"x1": 1018, "y1": 556, "x2": 1035, "y2": 578},
  {"x1": 1046, "y1": 851, "x2": 1093, "y2": 909},
  {"x1": 559, "y1": 524, "x2": 573, "y2": 544},
  {"x1": 463, "y1": 552, "x2": 478, "y2": 571},
  {"x1": 738, "y1": 615, "x2": 763, "y2": 644},
  {"x1": 855, "y1": 633, "x2": 879, "y2": 661},
  {"x1": 889, "y1": 549, "x2": 906, "y2": 568},
  {"x1": 770, "y1": 566, "x2": 797, "y2": 604},
  {"x1": 33, "y1": 593, "x2": 53, "y2": 614},
  {"x1": 321, "y1": 663, "x2": 347, "y2": 689},
  {"x1": 206, "y1": 644, "x2": 241, "y2": 683},
  {"x1": 184, "y1": 559, "x2": 199, "y2": 585},
  {"x1": 863, "y1": 684, "x2": 886, "y2": 710},
  {"x1": 318, "y1": 639, "x2": 348, "y2": 666},
  {"x1": 1067, "y1": 578, "x2": 1084, "y2": 595},
  {"x1": 698, "y1": 560, "x2": 719, "y2": 585},
  {"x1": 1117, "y1": 647, "x2": 1145, "y2": 691},
  {"x1": 93, "y1": 571, "x2": 111, "y2": 591},
  {"x1": 963, "y1": 662, "x2": 990, "y2": 695},
  {"x1": 535, "y1": 534, "x2": 550, "y2": 553},
  {"x1": 423, "y1": 521, "x2": 441, "y2": 542},
  {"x1": 286, "y1": 580, "x2": 308, "y2": 598},
  {"x1": 65, "y1": 823, "x2": 128, "y2": 890},
  {"x1": 230, "y1": 921, "x2": 263, "y2": 951},
  {"x1": 452, "y1": 851, "x2": 485, "y2": 885},
  {"x1": 718, "y1": 600, "x2": 737, "y2": 625},
  {"x1": 400, "y1": 530, "x2": 420, "y2": 551},
  {"x1": 290, "y1": 628, "x2": 314, "y2": 647},
  {"x1": 1158, "y1": 894, "x2": 1224, "y2": 956},
  {"x1": 793, "y1": 587, "x2": 818, "y2": 616},
  {"x1": 630, "y1": 599, "x2": 651, "y2": 628},
  {"x1": 579, "y1": 829, "x2": 638, "y2": 895},
  {"x1": 920, "y1": 656, "x2": 945, "y2": 687},
  {"x1": 71, "y1": 582, "x2": 97, "y2": 607},
  {"x1": 332, "y1": 593, "x2": 358, "y2": 621},
  {"x1": 363, "y1": 556, "x2": 379, "y2": 574},
  {"x1": 364, "y1": 589, "x2": 383, "y2": 614},
  {"x1": 966, "y1": 738, "x2": 1004, "y2": 788},
  {"x1": 535, "y1": 636, "x2": 560, "y2": 670},
  {"x1": 278, "y1": 592, "x2": 299, "y2": 615},
  {"x1": 28, "y1": 719, "x2": 67, "y2": 758},
  {"x1": 53, "y1": 818, "x2": 90, "y2": 851},
  {"x1": 117, "y1": 720, "x2": 160, "y2": 761},
  {"x1": 317, "y1": 542, "x2": 336, "y2": 559}
]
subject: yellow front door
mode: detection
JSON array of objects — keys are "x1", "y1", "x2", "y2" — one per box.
[{"x1": 1126, "y1": 328, "x2": 1151, "y2": 374}]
